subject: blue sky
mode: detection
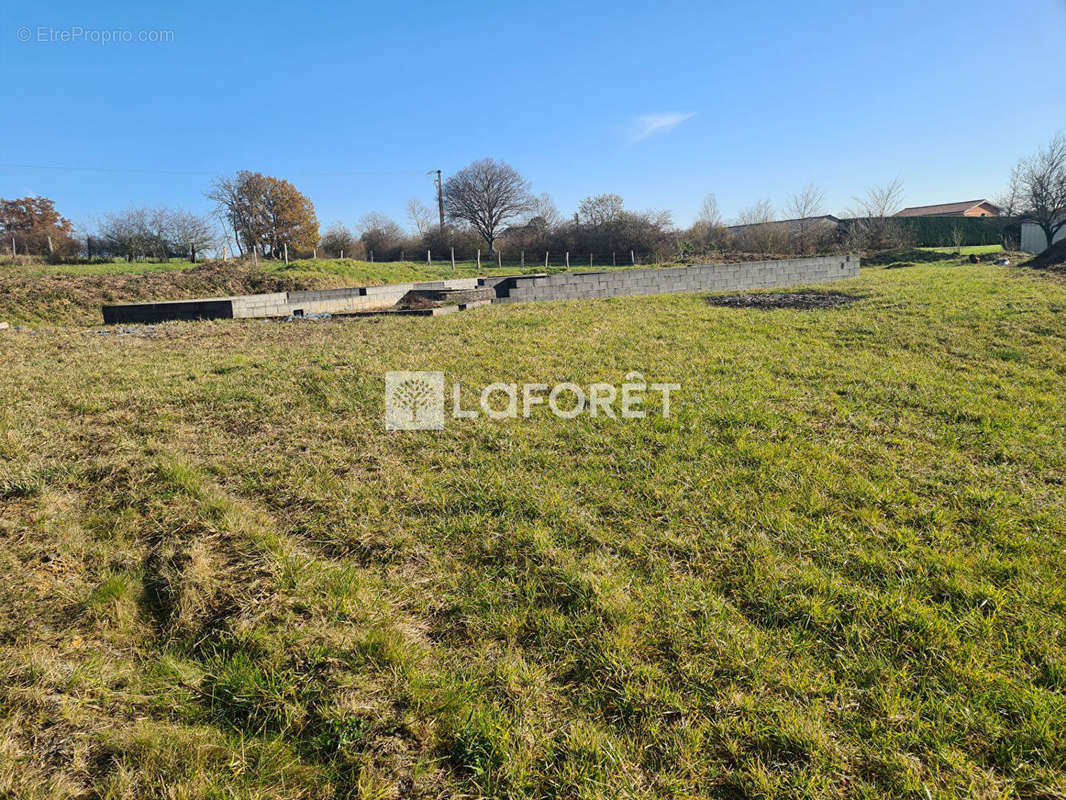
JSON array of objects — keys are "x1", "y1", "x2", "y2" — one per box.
[{"x1": 2, "y1": 0, "x2": 1065, "y2": 234}]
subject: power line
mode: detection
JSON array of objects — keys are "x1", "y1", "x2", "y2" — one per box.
[{"x1": 0, "y1": 162, "x2": 427, "y2": 178}]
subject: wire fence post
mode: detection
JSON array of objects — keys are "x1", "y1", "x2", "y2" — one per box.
[
  {"x1": 521, "y1": 250, "x2": 525, "y2": 268},
  {"x1": 427, "y1": 250, "x2": 431, "y2": 265},
  {"x1": 451, "y1": 247, "x2": 455, "y2": 271},
  {"x1": 565, "y1": 251, "x2": 570, "y2": 268},
  {"x1": 477, "y1": 249, "x2": 481, "y2": 270}
]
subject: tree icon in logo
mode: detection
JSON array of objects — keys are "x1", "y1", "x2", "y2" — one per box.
[
  {"x1": 385, "y1": 371, "x2": 444, "y2": 431},
  {"x1": 394, "y1": 376, "x2": 434, "y2": 422}
]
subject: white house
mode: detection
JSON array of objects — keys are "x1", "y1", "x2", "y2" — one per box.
[{"x1": 1021, "y1": 220, "x2": 1066, "y2": 253}]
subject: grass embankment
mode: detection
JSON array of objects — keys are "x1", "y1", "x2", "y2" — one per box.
[
  {"x1": 1, "y1": 260, "x2": 1065, "y2": 798},
  {"x1": 0, "y1": 257, "x2": 520, "y2": 280},
  {"x1": 0, "y1": 257, "x2": 641, "y2": 327}
]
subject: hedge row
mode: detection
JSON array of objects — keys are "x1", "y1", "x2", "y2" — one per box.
[{"x1": 844, "y1": 216, "x2": 1022, "y2": 247}]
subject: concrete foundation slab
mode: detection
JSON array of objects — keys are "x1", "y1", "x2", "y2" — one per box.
[{"x1": 100, "y1": 256, "x2": 860, "y2": 324}]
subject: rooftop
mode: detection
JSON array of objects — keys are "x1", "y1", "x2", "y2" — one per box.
[{"x1": 894, "y1": 200, "x2": 999, "y2": 217}]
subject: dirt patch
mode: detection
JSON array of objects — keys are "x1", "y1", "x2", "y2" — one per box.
[
  {"x1": 706, "y1": 291, "x2": 862, "y2": 310},
  {"x1": 1023, "y1": 239, "x2": 1066, "y2": 269},
  {"x1": 396, "y1": 292, "x2": 440, "y2": 310}
]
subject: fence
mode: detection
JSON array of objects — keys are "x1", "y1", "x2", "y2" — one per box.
[{"x1": 359, "y1": 248, "x2": 659, "y2": 270}]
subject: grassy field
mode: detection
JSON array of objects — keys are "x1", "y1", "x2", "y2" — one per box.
[{"x1": 1, "y1": 257, "x2": 1065, "y2": 798}]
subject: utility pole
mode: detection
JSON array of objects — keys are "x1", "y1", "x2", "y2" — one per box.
[{"x1": 429, "y1": 169, "x2": 445, "y2": 232}]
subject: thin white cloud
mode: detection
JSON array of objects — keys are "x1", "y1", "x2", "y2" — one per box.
[{"x1": 632, "y1": 112, "x2": 695, "y2": 142}]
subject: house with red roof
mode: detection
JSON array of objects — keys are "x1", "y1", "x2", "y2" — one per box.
[{"x1": 894, "y1": 200, "x2": 1001, "y2": 218}]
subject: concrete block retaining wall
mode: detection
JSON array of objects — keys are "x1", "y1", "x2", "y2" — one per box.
[
  {"x1": 101, "y1": 257, "x2": 858, "y2": 324},
  {"x1": 103, "y1": 279, "x2": 483, "y2": 324},
  {"x1": 101, "y1": 298, "x2": 236, "y2": 324},
  {"x1": 491, "y1": 255, "x2": 859, "y2": 303}
]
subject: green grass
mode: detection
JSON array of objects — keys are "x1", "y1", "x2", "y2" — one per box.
[
  {"x1": 0, "y1": 258, "x2": 203, "y2": 277},
  {"x1": 1, "y1": 261, "x2": 1065, "y2": 798},
  {"x1": 920, "y1": 244, "x2": 1006, "y2": 255}
]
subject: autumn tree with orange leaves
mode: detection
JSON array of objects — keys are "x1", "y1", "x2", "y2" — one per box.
[
  {"x1": 207, "y1": 171, "x2": 319, "y2": 258},
  {"x1": 1, "y1": 196, "x2": 78, "y2": 258}
]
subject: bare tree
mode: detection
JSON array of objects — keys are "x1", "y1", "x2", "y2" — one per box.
[
  {"x1": 406, "y1": 198, "x2": 433, "y2": 238},
  {"x1": 205, "y1": 174, "x2": 251, "y2": 256},
  {"x1": 734, "y1": 198, "x2": 775, "y2": 227},
  {"x1": 357, "y1": 212, "x2": 403, "y2": 257},
  {"x1": 732, "y1": 199, "x2": 787, "y2": 253},
  {"x1": 613, "y1": 209, "x2": 675, "y2": 261},
  {"x1": 1004, "y1": 132, "x2": 1066, "y2": 252},
  {"x1": 443, "y1": 159, "x2": 533, "y2": 254},
  {"x1": 788, "y1": 182, "x2": 826, "y2": 254},
  {"x1": 319, "y1": 222, "x2": 357, "y2": 258},
  {"x1": 690, "y1": 193, "x2": 730, "y2": 251},
  {"x1": 696, "y1": 193, "x2": 722, "y2": 229},
  {"x1": 169, "y1": 210, "x2": 217, "y2": 262},
  {"x1": 949, "y1": 224, "x2": 965, "y2": 253},
  {"x1": 847, "y1": 178, "x2": 905, "y2": 252},
  {"x1": 148, "y1": 207, "x2": 174, "y2": 261},
  {"x1": 99, "y1": 207, "x2": 215, "y2": 262},
  {"x1": 578, "y1": 193, "x2": 625, "y2": 228},
  {"x1": 855, "y1": 178, "x2": 904, "y2": 219},
  {"x1": 995, "y1": 184, "x2": 1019, "y2": 220},
  {"x1": 526, "y1": 193, "x2": 560, "y2": 230},
  {"x1": 99, "y1": 207, "x2": 153, "y2": 261}
]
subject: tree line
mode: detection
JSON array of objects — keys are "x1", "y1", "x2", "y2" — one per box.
[{"x1": 3, "y1": 133, "x2": 1064, "y2": 264}]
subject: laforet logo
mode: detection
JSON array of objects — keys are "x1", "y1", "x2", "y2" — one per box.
[{"x1": 385, "y1": 371, "x2": 678, "y2": 431}]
